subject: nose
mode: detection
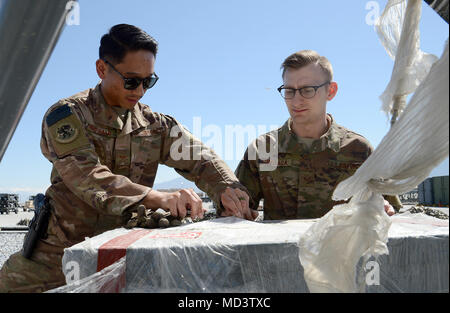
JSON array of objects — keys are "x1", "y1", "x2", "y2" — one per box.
[
  {"x1": 289, "y1": 92, "x2": 306, "y2": 106},
  {"x1": 132, "y1": 82, "x2": 145, "y2": 98}
]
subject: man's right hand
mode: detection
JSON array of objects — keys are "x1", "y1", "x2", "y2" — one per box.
[
  {"x1": 219, "y1": 187, "x2": 259, "y2": 221},
  {"x1": 142, "y1": 189, "x2": 205, "y2": 220}
]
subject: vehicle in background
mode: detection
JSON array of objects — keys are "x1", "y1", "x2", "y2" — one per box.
[
  {"x1": 0, "y1": 193, "x2": 20, "y2": 214},
  {"x1": 23, "y1": 195, "x2": 37, "y2": 212}
]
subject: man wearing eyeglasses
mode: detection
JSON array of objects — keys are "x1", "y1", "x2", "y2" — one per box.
[
  {"x1": 0, "y1": 24, "x2": 255, "y2": 293},
  {"x1": 234, "y1": 50, "x2": 402, "y2": 220}
]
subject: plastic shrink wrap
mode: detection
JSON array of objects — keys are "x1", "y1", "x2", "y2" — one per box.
[
  {"x1": 47, "y1": 215, "x2": 448, "y2": 293},
  {"x1": 297, "y1": 0, "x2": 448, "y2": 293}
]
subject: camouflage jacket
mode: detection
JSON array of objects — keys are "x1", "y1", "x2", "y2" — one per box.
[
  {"x1": 236, "y1": 115, "x2": 401, "y2": 220},
  {"x1": 41, "y1": 84, "x2": 243, "y2": 248}
]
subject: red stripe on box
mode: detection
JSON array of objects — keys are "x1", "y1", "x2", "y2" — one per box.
[
  {"x1": 96, "y1": 229, "x2": 153, "y2": 293},
  {"x1": 97, "y1": 229, "x2": 153, "y2": 271}
]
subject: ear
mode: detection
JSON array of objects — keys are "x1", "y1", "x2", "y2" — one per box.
[
  {"x1": 96, "y1": 59, "x2": 107, "y2": 79},
  {"x1": 327, "y1": 82, "x2": 338, "y2": 101}
]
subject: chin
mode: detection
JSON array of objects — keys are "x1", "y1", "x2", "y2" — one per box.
[
  {"x1": 291, "y1": 114, "x2": 308, "y2": 122},
  {"x1": 122, "y1": 102, "x2": 137, "y2": 109}
]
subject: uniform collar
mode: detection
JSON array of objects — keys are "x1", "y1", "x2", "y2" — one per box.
[
  {"x1": 278, "y1": 114, "x2": 342, "y2": 153},
  {"x1": 89, "y1": 84, "x2": 149, "y2": 134}
]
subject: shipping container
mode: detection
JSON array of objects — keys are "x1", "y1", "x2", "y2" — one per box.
[
  {"x1": 418, "y1": 175, "x2": 449, "y2": 206},
  {"x1": 418, "y1": 178, "x2": 434, "y2": 205},
  {"x1": 432, "y1": 176, "x2": 449, "y2": 205}
]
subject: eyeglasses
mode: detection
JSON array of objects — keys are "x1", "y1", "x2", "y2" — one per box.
[
  {"x1": 277, "y1": 81, "x2": 330, "y2": 99},
  {"x1": 102, "y1": 59, "x2": 159, "y2": 90}
]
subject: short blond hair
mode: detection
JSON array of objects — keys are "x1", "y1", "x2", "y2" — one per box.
[{"x1": 281, "y1": 50, "x2": 333, "y2": 81}]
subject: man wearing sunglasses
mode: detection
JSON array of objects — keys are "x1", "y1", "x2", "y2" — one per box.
[
  {"x1": 0, "y1": 24, "x2": 255, "y2": 293},
  {"x1": 235, "y1": 50, "x2": 402, "y2": 220}
]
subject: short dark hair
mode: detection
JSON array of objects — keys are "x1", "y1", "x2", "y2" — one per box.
[
  {"x1": 99, "y1": 24, "x2": 158, "y2": 64},
  {"x1": 281, "y1": 50, "x2": 333, "y2": 81}
]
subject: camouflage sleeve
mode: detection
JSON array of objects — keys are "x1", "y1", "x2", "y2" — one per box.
[
  {"x1": 40, "y1": 102, "x2": 151, "y2": 216},
  {"x1": 383, "y1": 195, "x2": 403, "y2": 212},
  {"x1": 235, "y1": 147, "x2": 262, "y2": 211},
  {"x1": 157, "y1": 114, "x2": 249, "y2": 212}
]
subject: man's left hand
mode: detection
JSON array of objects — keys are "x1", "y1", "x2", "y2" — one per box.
[
  {"x1": 384, "y1": 200, "x2": 395, "y2": 216},
  {"x1": 220, "y1": 187, "x2": 258, "y2": 221}
]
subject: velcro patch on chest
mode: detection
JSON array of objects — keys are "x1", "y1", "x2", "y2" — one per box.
[
  {"x1": 328, "y1": 159, "x2": 362, "y2": 170},
  {"x1": 87, "y1": 124, "x2": 116, "y2": 137},
  {"x1": 46, "y1": 105, "x2": 90, "y2": 157}
]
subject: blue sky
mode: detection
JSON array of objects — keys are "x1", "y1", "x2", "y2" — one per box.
[{"x1": 0, "y1": 0, "x2": 448, "y2": 201}]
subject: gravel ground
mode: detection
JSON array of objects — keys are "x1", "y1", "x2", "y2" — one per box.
[
  {"x1": 0, "y1": 231, "x2": 26, "y2": 268},
  {"x1": 0, "y1": 211, "x2": 32, "y2": 267},
  {"x1": 400, "y1": 204, "x2": 449, "y2": 215}
]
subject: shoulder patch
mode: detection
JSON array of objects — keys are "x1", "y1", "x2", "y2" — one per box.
[
  {"x1": 55, "y1": 122, "x2": 79, "y2": 144},
  {"x1": 46, "y1": 105, "x2": 90, "y2": 157}
]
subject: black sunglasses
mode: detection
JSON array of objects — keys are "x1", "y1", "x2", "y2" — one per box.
[
  {"x1": 277, "y1": 81, "x2": 330, "y2": 99},
  {"x1": 103, "y1": 59, "x2": 159, "y2": 90}
]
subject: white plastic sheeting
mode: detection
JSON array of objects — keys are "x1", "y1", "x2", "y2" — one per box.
[
  {"x1": 299, "y1": 43, "x2": 448, "y2": 293},
  {"x1": 298, "y1": 193, "x2": 392, "y2": 292},
  {"x1": 334, "y1": 41, "x2": 448, "y2": 198},
  {"x1": 47, "y1": 215, "x2": 448, "y2": 293},
  {"x1": 375, "y1": 0, "x2": 438, "y2": 117},
  {"x1": 298, "y1": 0, "x2": 448, "y2": 292}
]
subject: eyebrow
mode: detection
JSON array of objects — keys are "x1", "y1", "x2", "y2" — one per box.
[{"x1": 284, "y1": 83, "x2": 317, "y2": 88}]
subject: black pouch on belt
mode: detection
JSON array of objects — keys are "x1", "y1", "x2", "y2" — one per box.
[{"x1": 21, "y1": 194, "x2": 51, "y2": 259}]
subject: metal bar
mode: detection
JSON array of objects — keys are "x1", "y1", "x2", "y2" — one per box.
[
  {"x1": 424, "y1": 0, "x2": 449, "y2": 23},
  {"x1": 0, "y1": 0, "x2": 71, "y2": 162}
]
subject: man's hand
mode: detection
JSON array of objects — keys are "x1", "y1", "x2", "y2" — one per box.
[
  {"x1": 143, "y1": 189, "x2": 205, "y2": 220},
  {"x1": 384, "y1": 200, "x2": 395, "y2": 216},
  {"x1": 220, "y1": 187, "x2": 258, "y2": 221}
]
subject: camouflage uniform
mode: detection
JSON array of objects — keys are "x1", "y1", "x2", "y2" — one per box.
[
  {"x1": 0, "y1": 84, "x2": 244, "y2": 293},
  {"x1": 235, "y1": 114, "x2": 402, "y2": 220}
]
